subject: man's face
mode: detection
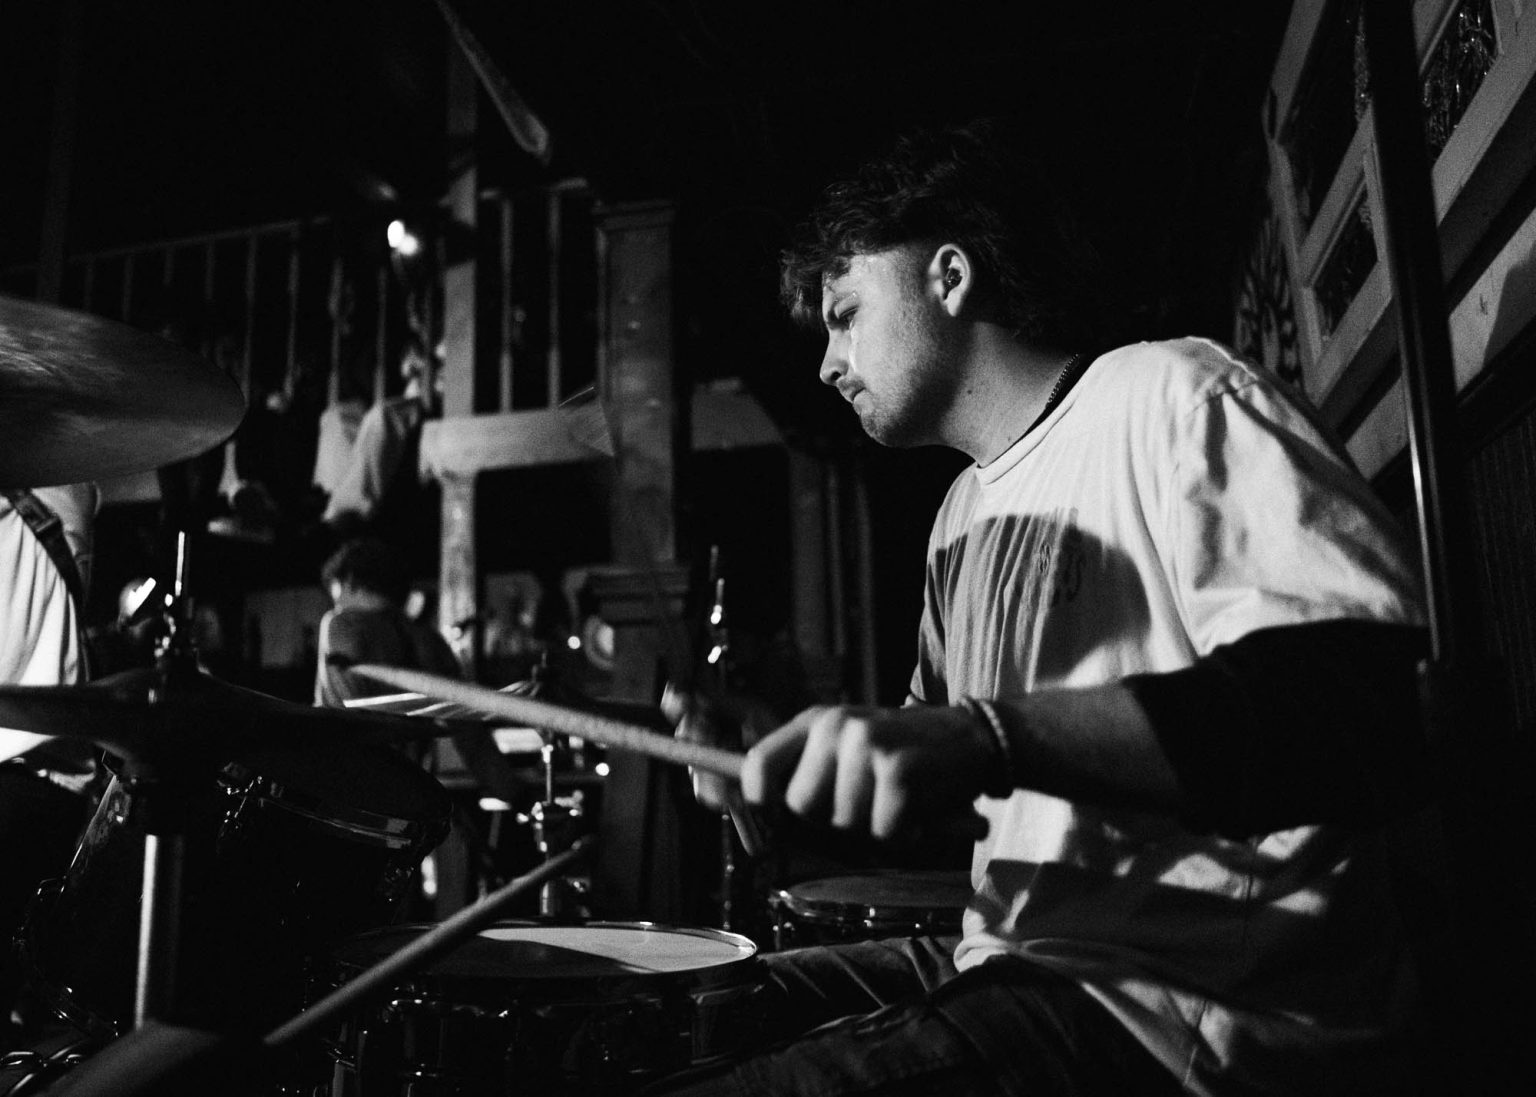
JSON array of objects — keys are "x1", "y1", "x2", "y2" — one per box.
[{"x1": 818, "y1": 247, "x2": 953, "y2": 447}]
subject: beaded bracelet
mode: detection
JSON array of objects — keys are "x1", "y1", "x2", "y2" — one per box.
[{"x1": 958, "y1": 695, "x2": 1017, "y2": 798}]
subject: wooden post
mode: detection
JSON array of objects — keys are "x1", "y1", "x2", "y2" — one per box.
[
  {"x1": 427, "y1": 22, "x2": 483, "y2": 920},
  {"x1": 590, "y1": 200, "x2": 688, "y2": 921},
  {"x1": 437, "y1": 28, "x2": 480, "y2": 673}
]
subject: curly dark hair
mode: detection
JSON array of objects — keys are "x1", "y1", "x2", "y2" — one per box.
[
  {"x1": 321, "y1": 536, "x2": 412, "y2": 605},
  {"x1": 780, "y1": 119, "x2": 1102, "y2": 348}
]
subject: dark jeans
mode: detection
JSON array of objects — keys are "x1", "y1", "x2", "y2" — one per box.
[{"x1": 644, "y1": 935, "x2": 1186, "y2": 1096}]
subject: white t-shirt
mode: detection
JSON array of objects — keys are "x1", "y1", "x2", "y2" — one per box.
[
  {"x1": 911, "y1": 339, "x2": 1424, "y2": 1096},
  {"x1": 1, "y1": 482, "x2": 97, "y2": 762}
]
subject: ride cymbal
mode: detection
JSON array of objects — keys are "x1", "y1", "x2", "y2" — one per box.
[{"x1": 0, "y1": 665, "x2": 485, "y2": 770}]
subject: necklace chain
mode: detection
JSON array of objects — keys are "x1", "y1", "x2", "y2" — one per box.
[
  {"x1": 1026, "y1": 350, "x2": 1090, "y2": 436},
  {"x1": 1043, "y1": 351, "x2": 1088, "y2": 413}
]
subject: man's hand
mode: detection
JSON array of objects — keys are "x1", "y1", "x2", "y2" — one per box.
[
  {"x1": 665, "y1": 684, "x2": 778, "y2": 854},
  {"x1": 742, "y1": 704, "x2": 995, "y2": 842}
]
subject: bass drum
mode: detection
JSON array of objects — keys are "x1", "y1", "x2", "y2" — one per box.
[
  {"x1": 316, "y1": 921, "x2": 767, "y2": 1096},
  {"x1": 21, "y1": 741, "x2": 449, "y2": 1037}
]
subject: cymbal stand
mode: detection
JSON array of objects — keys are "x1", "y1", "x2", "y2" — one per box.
[
  {"x1": 123, "y1": 530, "x2": 201, "y2": 1029},
  {"x1": 513, "y1": 662, "x2": 588, "y2": 917},
  {"x1": 38, "y1": 842, "x2": 596, "y2": 1096},
  {"x1": 704, "y1": 547, "x2": 738, "y2": 931}
]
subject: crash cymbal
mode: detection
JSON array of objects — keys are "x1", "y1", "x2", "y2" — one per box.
[
  {"x1": 0, "y1": 664, "x2": 486, "y2": 771},
  {"x1": 0, "y1": 295, "x2": 246, "y2": 488}
]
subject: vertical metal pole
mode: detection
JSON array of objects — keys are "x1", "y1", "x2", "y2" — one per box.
[
  {"x1": 242, "y1": 234, "x2": 258, "y2": 397},
  {"x1": 500, "y1": 194, "x2": 516, "y2": 410},
  {"x1": 1362, "y1": 0, "x2": 1479, "y2": 668},
  {"x1": 285, "y1": 231, "x2": 301, "y2": 401},
  {"x1": 328, "y1": 253, "x2": 344, "y2": 404},
  {"x1": 546, "y1": 188, "x2": 562, "y2": 407},
  {"x1": 133, "y1": 833, "x2": 185, "y2": 1028},
  {"x1": 375, "y1": 265, "x2": 389, "y2": 403},
  {"x1": 1362, "y1": 4, "x2": 1531, "y2": 1093}
]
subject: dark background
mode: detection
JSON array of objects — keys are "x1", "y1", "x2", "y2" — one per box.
[{"x1": 0, "y1": 0, "x2": 1295, "y2": 702}]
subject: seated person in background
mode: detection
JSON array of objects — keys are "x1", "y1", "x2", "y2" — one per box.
[
  {"x1": 314, "y1": 536, "x2": 524, "y2": 806},
  {"x1": 659, "y1": 120, "x2": 1431, "y2": 1097}
]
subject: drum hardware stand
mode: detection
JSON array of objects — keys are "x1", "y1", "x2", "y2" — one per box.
[
  {"x1": 506, "y1": 659, "x2": 589, "y2": 917},
  {"x1": 119, "y1": 530, "x2": 207, "y2": 1030},
  {"x1": 264, "y1": 838, "x2": 593, "y2": 1050},
  {"x1": 703, "y1": 548, "x2": 741, "y2": 931},
  {"x1": 38, "y1": 841, "x2": 594, "y2": 1096}
]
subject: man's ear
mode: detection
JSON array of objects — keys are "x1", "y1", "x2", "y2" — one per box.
[{"x1": 929, "y1": 244, "x2": 973, "y2": 315}]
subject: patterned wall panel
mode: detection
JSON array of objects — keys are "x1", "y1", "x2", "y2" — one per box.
[{"x1": 1234, "y1": 186, "x2": 1304, "y2": 391}]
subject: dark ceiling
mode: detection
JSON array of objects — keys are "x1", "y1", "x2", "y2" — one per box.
[{"x1": 2, "y1": 0, "x2": 1294, "y2": 434}]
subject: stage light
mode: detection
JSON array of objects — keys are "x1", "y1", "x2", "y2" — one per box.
[{"x1": 387, "y1": 219, "x2": 422, "y2": 257}]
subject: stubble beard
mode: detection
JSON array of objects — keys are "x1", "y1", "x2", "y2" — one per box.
[{"x1": 856, "y1": 328, "x2": 957, "y2": 449}]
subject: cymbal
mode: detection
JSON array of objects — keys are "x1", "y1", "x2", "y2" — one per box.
[
  {"x1": 0, "y1": 295, "x2": 246, "y2": 488},
  {"x1": 0, "y1": 664, "x2": 486, "y2": 772}
]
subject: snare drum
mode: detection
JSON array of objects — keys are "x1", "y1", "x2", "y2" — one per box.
[
  {"x1": 769, "y1": 870, "x2": 972, "y2": 950},
  {"x1": 22, "y1": 743, "x2": 449, "y2": 1036},
  {"x1": 317, "y1": 921, "x2": 766, "y2": 1096}
]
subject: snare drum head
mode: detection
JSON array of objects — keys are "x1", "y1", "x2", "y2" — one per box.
[{"x1": 331, "y1": 921, "x2": 757, "y2": 996}]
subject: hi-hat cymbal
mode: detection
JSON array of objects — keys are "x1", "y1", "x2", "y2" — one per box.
[
  {"x1": 0, "y1": 664, "x2": 485, "y2": 771},
  {"x1": 0, "y1": 295, "x2": 246, "y2": 488}
]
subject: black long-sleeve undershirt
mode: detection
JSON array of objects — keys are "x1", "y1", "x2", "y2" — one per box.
[{"x1": 1124, "y1": 619, "x2": 1431, "y2": 838}]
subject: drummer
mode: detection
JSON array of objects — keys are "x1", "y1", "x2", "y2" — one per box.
[
  {"x1": 0, "y1": 482, "x2": 101, "y2": 1035},
  {"x1": 660, "y1": 120, "x2": 1429, "y2": 1096}
]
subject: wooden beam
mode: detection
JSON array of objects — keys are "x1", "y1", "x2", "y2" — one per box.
[
  {"x1": 420, "y1": 407, "x2": 604, "y2": 475},
  {"x1": 420, "y1": 384, "x2": 782, "y2": 478}
]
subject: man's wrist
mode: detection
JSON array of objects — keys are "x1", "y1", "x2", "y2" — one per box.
[{"x1": 958, "y1": 695, "x2": 1018, "y2": 798}]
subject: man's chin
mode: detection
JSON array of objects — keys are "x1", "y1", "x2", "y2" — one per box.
[{"x1": 857, "y1": 411, "x2": 920, "y2": 449}]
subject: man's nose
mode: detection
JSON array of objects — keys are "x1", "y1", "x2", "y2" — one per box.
[{"x1": 818, "y1": 342, "x2": 845, "y2": 388}]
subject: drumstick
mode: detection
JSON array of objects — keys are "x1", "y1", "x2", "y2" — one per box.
[{"x1": 350, "y1": 664, "x2": 745, "y2": 781}]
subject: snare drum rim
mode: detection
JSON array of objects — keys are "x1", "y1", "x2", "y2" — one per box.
[
  {"x1": 326, "y1": 920, "x2": 762, "y2": 1003},
  {"x1": 774, "y1": 871, "x2": 972, "y2": 929}
]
